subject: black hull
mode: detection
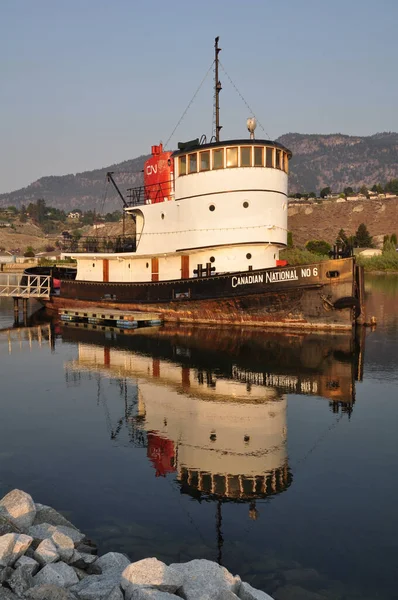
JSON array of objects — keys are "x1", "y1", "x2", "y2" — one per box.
[{"x1": 32, "y1": 258, "x2": 364, "y2": 331}]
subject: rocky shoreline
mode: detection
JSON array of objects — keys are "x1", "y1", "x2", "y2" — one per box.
[{"x1": 0, "y1": 489, "x2": 273, "y2": 600}]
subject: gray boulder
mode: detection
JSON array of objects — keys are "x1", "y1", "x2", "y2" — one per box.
[
  {"x1": 50, "y1": 530, "x2": 75, "y2": 562},
  {"x1": 125, "y1": 587, "x2": 181, "y2": 600},
  {"x1": 74, "y1": 543, "x2": 97, "y2": 556},
  {"x1": 0, "y1": 587, "x2": 19, "y2": 599},
  {"x1": 104, "y1": 586, "x2": 124, "y2": 600},
  {"x1": 169, "y1": 559, "x2": 241, "y2": 600},
  {"x1": 0, "y1": 490, "x2": 36, "y2": 531},
  {"x1": 0, "y1": 567, "x2": 13, "y2": 584},
  {"x1": 25, "y1": 584, "x2": 79, "y2": 599},
  {"x1": 14, "y1": 555, "x2": 39, "y2": 576},
  {"x1": 239, "y1": 581, "x2": 275, "y2": 600},
  {"x1": 0, "y1": 516, "x2": 20, "y2": 537},
  {"x1": 34, "y1": 538, "x2": 60, "y2": 565},
  {"x1": 0, "y1": 533, "x2": 33, "y2": 567},
  {"x1": 70, "y1": 551, "x2": 98, "y2": 570},
  {"x1": 96, "y1": 552, "x2": 130, "y2": 574},
  {"x1": 28, "y1": 524, "x2": 85, "y2": 547},
  {"x1": 70, "y1": 572, "x2": 122, "y2": 599},
  {"x1": 121, "y1": 558, "x2": 182, "y2": 594},
  {"x1": 216, "y1": 592, "x2": 240, "y2": 600},
  {"x1": 0, "y1": 536, "x2": 15, "y2": 568},
  {"x1": 33, "y1": 504, "x2": 78, "y2": 531},
  {"x1": 32, "y1": 562, "x2": 79, "y2": 588},
  {"x1": 7, "y1": 562, "x2": 35, "y2": 597}
]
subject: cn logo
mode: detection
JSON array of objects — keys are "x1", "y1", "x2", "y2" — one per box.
[{"x1": 146, "y1": 165, "x2": 158, "y2": 175}]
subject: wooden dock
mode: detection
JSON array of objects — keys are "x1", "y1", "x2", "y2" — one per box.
[{"x1": 60, "y1": 307, "x2": 163, "y2": 329}]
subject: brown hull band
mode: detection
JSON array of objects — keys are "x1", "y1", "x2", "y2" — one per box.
[{"x1": 40, "y1": 258, "x2": 362, "y2": 331}]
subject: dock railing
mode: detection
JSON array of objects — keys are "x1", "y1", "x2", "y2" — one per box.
[{"x1": 0, "y1": 274, "x2": 51, "y2": 298}]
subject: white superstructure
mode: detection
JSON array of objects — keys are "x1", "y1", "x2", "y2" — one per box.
[{"x1": 70, "y1": 139, "x2": 291, "y2": 285}]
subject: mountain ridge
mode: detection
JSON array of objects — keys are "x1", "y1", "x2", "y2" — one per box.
[{"x1": 1, "y1": 132, "x2": 398, "y2": 211}]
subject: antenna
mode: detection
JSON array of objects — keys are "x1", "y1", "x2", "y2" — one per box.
[{"x1": 214, "y1": 37, "x2": 222, "y2": 142}]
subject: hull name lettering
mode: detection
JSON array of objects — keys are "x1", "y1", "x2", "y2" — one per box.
[{"x1": 232, "y1": 274, "x2": 264, "y2": 288}]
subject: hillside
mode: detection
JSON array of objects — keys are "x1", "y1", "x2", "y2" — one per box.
[
  {"x1": 1, "y1": 133, "x2": 398, "y2": 211},
  {"x1": 279, "y1": 132, "x2": 398, "y2": 194},
  {"x1": 288, "y1": 196, "x2": 398, "y2": 247},
  {"x1": 0, "y1": 156, "x2": 148, "y2": 213}
]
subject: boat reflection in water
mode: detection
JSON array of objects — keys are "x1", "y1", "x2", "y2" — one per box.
[{"x1": 63, "y1": 324, "x2": 363, "y2": 526}]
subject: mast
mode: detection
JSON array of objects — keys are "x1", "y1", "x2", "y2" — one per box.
[{"x1": 214, "y1": 36, "x2": 222, "y2": 142}]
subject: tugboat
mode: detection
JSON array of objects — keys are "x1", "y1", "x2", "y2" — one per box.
[{"x1": 36, "y1": 38, "x2": 365, "y2": 330}]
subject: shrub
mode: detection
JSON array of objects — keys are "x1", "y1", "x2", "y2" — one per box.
[
  {"x1": 280, "y1": 248, "x2": 330, "y2": 266},
  {"x1": 305, "y1": 240, "x2": 332, "y2": 255},
  {"x1": 356, "y1": 250, "x2": 398, "y2": 272},
  {"x1": 24, "y1": 246, "x2": 35, "y2": 257}
]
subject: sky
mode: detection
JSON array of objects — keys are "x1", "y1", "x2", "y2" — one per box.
[{"x1": 1, "y1": 0, "x2": 398, "y2": 193}]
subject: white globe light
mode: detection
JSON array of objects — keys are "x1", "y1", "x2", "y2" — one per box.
[{"x1": 246, "y1": 117, "x2": 257, "y2": 133}]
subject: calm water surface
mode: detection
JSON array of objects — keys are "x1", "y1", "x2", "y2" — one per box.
[{"x1": 0, "y1": 274, "x2": 397, "y2": 599}]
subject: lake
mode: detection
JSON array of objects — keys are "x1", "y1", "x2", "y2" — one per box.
[{"x1": 0, "y1": 274, "x2": 397, "y2": 599}]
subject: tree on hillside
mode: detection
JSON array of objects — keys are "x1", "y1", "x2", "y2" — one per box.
[
  {"x1": 320, "y1": 187, "x2": 331, "y2": 198},
  {"x1": 384, "y1": 179, "x2": 398, "y2": 195},
  {"x1": 358, "y1": 185, "x2": 369, "y2": 198},
  {"x1": 27, "y1": 198, "x2": 47, "y2": 224},
  {"x1": 391, "y1": 233, "x2": 397, "y2": 246},
  {"x1": 19, "y1": 204, "x2": 27, "y2": 223},
  {"x1": 371, "y1": 184, "x2": 384, "y2": 194},
  {"x1": 336, "y1": 228, "x2": 349, "y2": 246},
  {"x1": 287, "y1": 231, "x2": 293, "y2": 248},
  {"x1": 344, "y1": 186, "x2": 353, "y2": 197},
  {"x1": 354, "y1": 223, "x2": 372, "y2": 248},
  {"x1": 308, "y1": 191, "x2": 316, "y2": 198}
]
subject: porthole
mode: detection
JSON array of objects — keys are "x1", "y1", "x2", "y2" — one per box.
[
  {"x1": 244, "y1": 435, "x2": 250, "y2": 443},
  {"x1": 210, "y1": 256, "x2": 215, "y2": 263},
  {"x1": 161, "y1": 213, "x2": 165, "y2": 220},
  {"x1": 243, "y1": 201, "x2": 249, "y2": 208},
  {"x1": 146, "y1": 262, "x2": 149, "y2": 268},
  {"x1": 326, "y1": 270, "x2": 340, "y2": 278},
  {"x1": 128, "y1": 263, "x2": 131, "y2": 268},
  {"x1": 209, "y1": 204, "x2": 215, "y2": 212},
  {"x1": 92, "y1": 263, "x2": 95, "y2": 268},
  {"x1": 246, "y1": 253, "x2": 252, "y2": 259},
  {"x1": 210, "y1": 432, "x2": 217, "y2": 442}
]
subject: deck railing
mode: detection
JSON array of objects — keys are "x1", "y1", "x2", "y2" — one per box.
[
  {"x1": 0, "y1": 274, "x2": 51, "y2": 298},
  {"x1": 126, "y1": 179, "x2": 174, "y2": 206},
  {"x1": 60, "y1": 236, "x2": 136, "y2": 254}
]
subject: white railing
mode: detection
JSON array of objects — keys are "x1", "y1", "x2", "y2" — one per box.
[{"x1": 0, "y1": 274, "x2": 51, "y2": 298}]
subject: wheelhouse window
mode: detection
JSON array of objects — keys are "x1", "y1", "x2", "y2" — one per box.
[
  {"x1": 213, "y1": 148, "x2": 224, "y2": 169},
  {"x1": 226, "y1": 147, "x2": 238, "y2": 168},
  {"x1": 188, "y1": 153, "x2": 197, "y2": 174},
  {"x1": 199, "y1": 150, "x2": 210, "y2": 171},
  {"x1": 177, "y1": 144, "x2": 288, "y2": 176},
  {"x1": 284, "y1": 152, "x2": 289, "y2": 173},
  {"x1": 254, "y1": 146, "x2": 264, "y2": 167},
  {"x1": 266, "y1": 147, "x2": 273, "y2": 168},
  {"x1": 275, "y1": 149, "x2": 281, "y2": 169},
  {"x1": 240, "y1": 146, "x2": 251, "y2": 167},
  {"x1": 179, "y1": 155, "x2": 186, "y2": 176}
]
